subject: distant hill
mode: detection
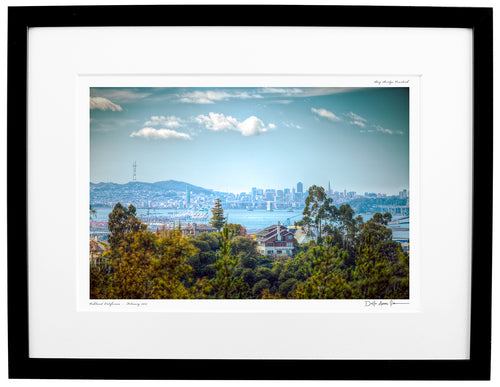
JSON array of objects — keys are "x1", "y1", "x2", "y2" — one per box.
[
  {"x1": 152, "y1": 180, "x2": 216, "y2": 194},
  {"x1": 90, "y1": 180, "x2": 220, "y2": 195}
]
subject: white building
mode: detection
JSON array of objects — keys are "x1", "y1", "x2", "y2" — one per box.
[{"x1": 255, "y1": 222, "x2": 295, "y2": 257}]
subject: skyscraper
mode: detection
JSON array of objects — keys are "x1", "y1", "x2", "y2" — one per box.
[
  {"x1": 284, "y1": 188, "x2": 291, "y2": 203},
  {"x1": 252, "y1": 187, "x2": 257, "y2": 202},
  {"x1": 297, "y1": 182, "x2": 303, "y2": 193},
  {"x1": 265, "y1": 189, "x2": 276, "y2": 201}
]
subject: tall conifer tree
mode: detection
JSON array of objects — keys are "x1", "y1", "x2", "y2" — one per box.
[{"x1": 210, "y1": 198, "x2": 226, "y2": 232}]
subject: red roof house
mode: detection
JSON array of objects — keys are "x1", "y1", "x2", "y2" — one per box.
[{"x1": 255, "y1": 222, "x2": 295, "y2": 257}]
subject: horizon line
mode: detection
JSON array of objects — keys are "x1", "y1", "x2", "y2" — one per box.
[{"x1": 90, "y1": 179, "x2": 409, "y2": 196}]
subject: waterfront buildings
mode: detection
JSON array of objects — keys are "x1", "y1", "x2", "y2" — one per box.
[{"x1": 92, "y1": 180, "x2": 405, "y2": 212}]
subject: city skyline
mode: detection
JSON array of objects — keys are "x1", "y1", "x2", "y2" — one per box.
[
  {"x1": 91, "y1": 177, "x2": 406, "y2": 198},
  {"x1": 90, "y1": 87, "x2": 409, "y2": 195}
]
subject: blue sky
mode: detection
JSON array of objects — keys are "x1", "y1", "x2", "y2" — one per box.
[{"x1": 90, "y1": 87, "x2": 409, "y2": 195}]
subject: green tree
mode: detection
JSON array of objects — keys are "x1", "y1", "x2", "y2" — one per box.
[
  {"x1": 388, "y1": 251, "x2": 409, "y2": 298},
  {"x1": 195, "y1": 232, "x2": 220, "y2": 250},
  {"x1": 359, "y1": 218, "x2": 392, "y2": 247},
  {"x1": 108, "y1": 229, "x2": 156, "y2": 299},
  {"x1": 89, "y1": 204, "x2": 97, "y2": 221},
  {"x1": 296, "y1": 236, "x2": 351, "y2": 299},
  {"x1": 358, "y1": 213, "x2": 406, "y2": 268},
  {"x1": 279, "y1": 278, "x2": 298, "y2": 298},
  {"x1": 255, "y1": 266, "x2": 273, "y2": 282},
  {"x1": 299, "y1": 185, "x2": 333, "y2": 242},
  {"x1": 210, "y1": 198, "x2": 226, "y2": 232},
  {"x1": 150, "y1": 229, "x2": 196, "y2": 299},
  {"x1": 230, "y1": 236, "x2": 256, "y2": 257},
  {"x1": 276, "y1": 252, "x2": 309, "y2": 283},
  {"x1": 351, "y1": 233, "x2": 395, "y2": 299},
  {"x1": 238, "y1": 254, "x2": 257, "y2": 270},
  {"x1": 226, "y1": 223, "x2": 247, "y2": 237},
  {"x1": 240, "y1": 268, "x2": 257, "y2": 288},
  {"x1": 252, "y1": 279, "x2": 271, "y2": 298},
  {"x1": 99, "y1": 203, "x2": 150, "y2": 298},
  {"x1": 188, "y1": 233, "x2": 219, "y2": 281},
  {"x1": 90, "y1": 263, "x2": 111, "y2": 299},
  {"x1": 372, "y1": 212, "x2": 392, "y2": 225},
  {"x1": 94, "y1": 207, "x2": 198, "y2": 299},
  {"x1": 212, "y1": 227, "x2": 247, "y2": 298},
  {"x1": 331, "y1": 203, "x2": 356, "y2": 250},
  {"x1": 107, "y1": 203, "x2": 145, "y2": 252}
]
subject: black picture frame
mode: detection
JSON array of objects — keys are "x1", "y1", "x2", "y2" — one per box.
[{"x1": 7, "y1": 4, "x2": 493, "y2": 381}]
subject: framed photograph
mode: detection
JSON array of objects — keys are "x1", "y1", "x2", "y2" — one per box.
[{"x1": 7, "y1": 4, "x2": 493, "y2": 380}]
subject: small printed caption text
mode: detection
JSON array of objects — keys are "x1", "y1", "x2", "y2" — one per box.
[
  {"x1": 374, "y1": 80, "x2": 410, "y2": 86},
  {"x1": 89, "y1": 301, "x2": 148, "y2": 308}
]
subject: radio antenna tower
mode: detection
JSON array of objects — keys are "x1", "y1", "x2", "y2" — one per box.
[{"x1": 132, "y1": 161, "x2": 137, "y2": 182}]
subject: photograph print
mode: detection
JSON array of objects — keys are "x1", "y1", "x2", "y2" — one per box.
[{"x1": 89, "y1": 86, "x2": 410, "y2": 300}]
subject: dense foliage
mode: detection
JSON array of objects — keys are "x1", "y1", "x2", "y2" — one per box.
[{"x1": 91, "y1": 196, "x2": 409, "y2": 299}]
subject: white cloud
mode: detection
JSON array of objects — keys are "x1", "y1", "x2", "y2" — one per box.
[
  {"x1": 260, "y1": 87, "x2": 303, "y2": 95},
  {"x1": 91, "y1": 118, "x2": 139, "y2": 132},
  {"x1": 374, "y1": 125, "x2": 393, "y2": 135},
  {"x1": 179, "y1": 91, "x2": 230, "y2": 104},
  {"x1": 351, "y1": 121, "x2": 366, "y2": 127},
  {"x1": 90, "y1": 97, "x2": 123, "y2": 112},
  {"x1": 345, "y1": 112, "x2": 368, "y2": 127},
  {"x1": 260, "y1": 87, "x2": 359, "y2": 98},
  {"x1": 311, "y1": 107, "x2": 341, "y2": 122},
  {"x1": 130, "y1": 127, "x2": 191, "y2": 140},
  {"x1": 177, "y1": 90, "x2": 263, "y2": 104},
  {"x1": 91, "y1": 89, "x2": 151, "y2": 102},
  {"x1": 195, "y1": 112, "x2": 273, "y2": 136},
  {"x1": 360, "y1": 125, "x2": 403, "y2": 135},
  {"x1": 195, "y1": 112, "x2": 239, "y2": 131},
  {"x1": 238, "y1": 116, "x2": 268, "y2": 136},
  {"x1": 345, "y1": 112, "x2": 367, "y2": 122},
  {"x1": 172, "y1": 87, "x2": 360, "y2": 104},
  {"x1": 144, "y1": 115, "x2": 182, "y2": 128},
  {"x1": 283, "y1": 121, "x2": 302, "y2": 129}
]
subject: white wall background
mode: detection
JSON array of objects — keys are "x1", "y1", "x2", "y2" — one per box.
[{"x1": 0, "y1": 0, "x2": 498, "y2": 386}]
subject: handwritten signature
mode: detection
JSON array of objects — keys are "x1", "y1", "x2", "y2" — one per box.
[{"x1": 365, "y1": 300, "x2": 410, "y2": 307}]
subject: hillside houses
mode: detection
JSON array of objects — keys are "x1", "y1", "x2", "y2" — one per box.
[
  {"x1": 255, "y1": 222, "x2": 295, "y2": 257},
  {"x1": 182, "y1": 223, "x2": 218, "y2": 237},
  {"x1": 89, "y1": 237, "x2": 107, "y2": 266}
]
